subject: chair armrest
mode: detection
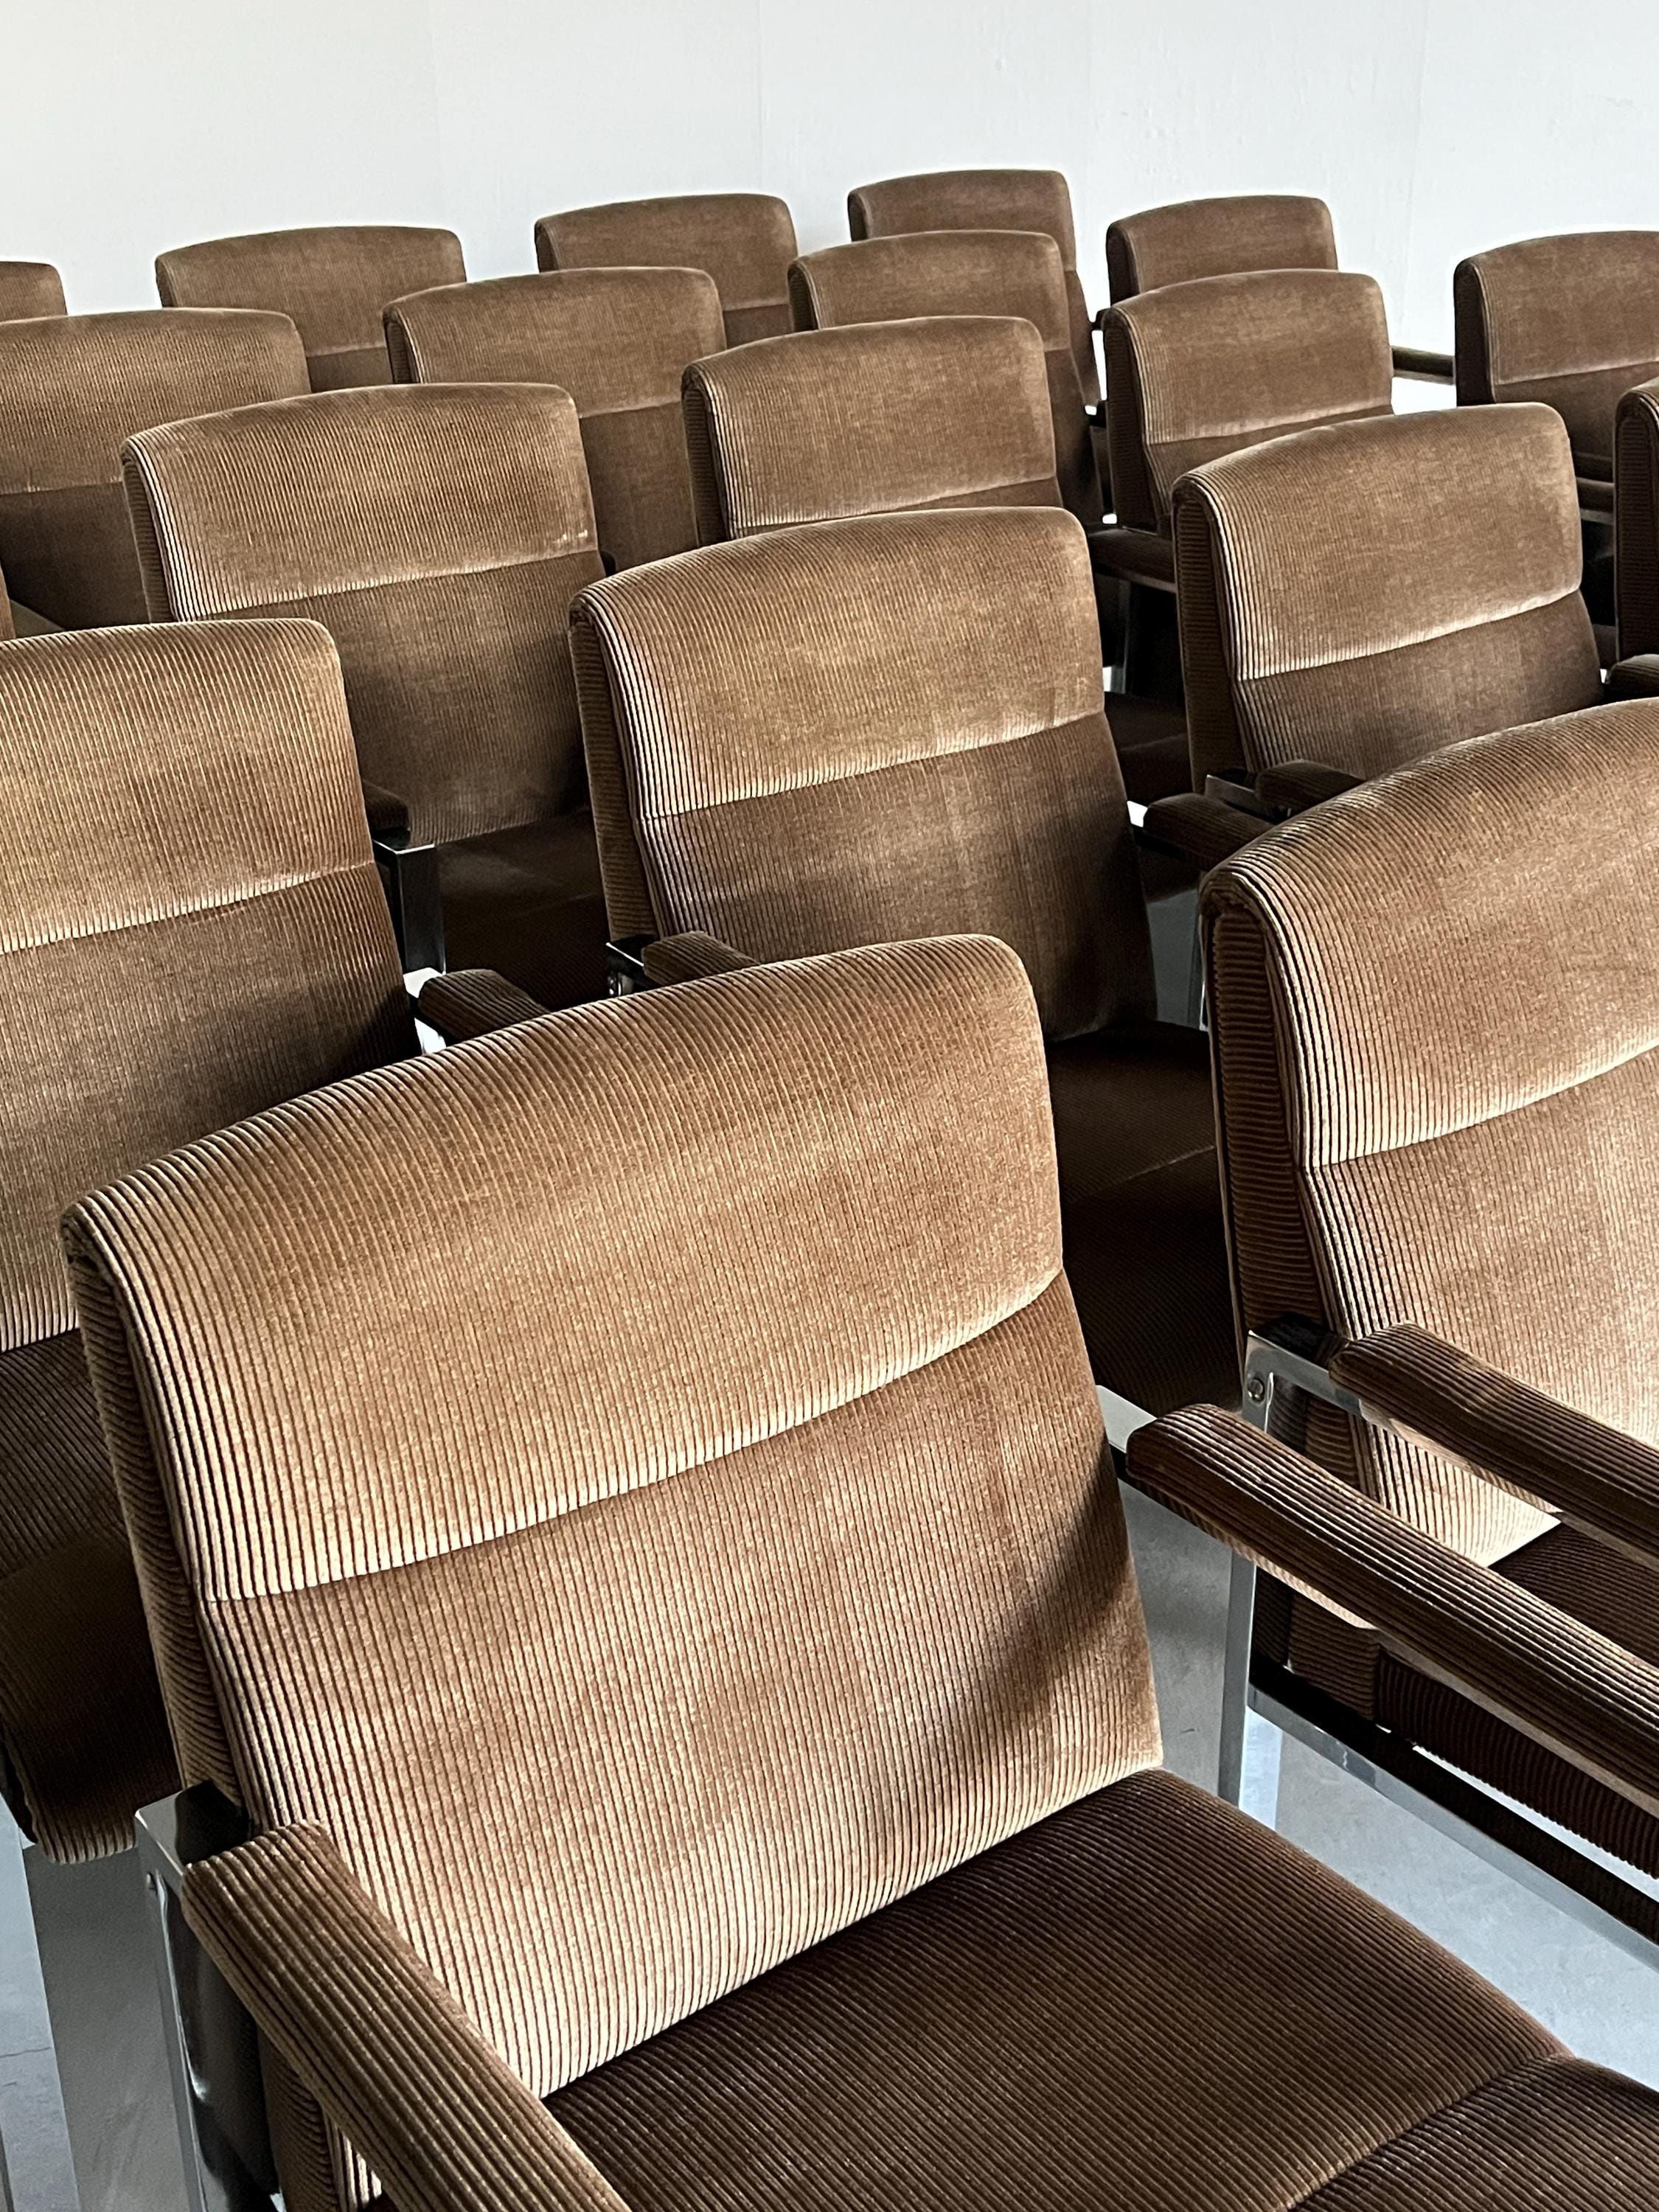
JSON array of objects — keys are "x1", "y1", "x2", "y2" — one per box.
[
  {"x1": 640, "y1": 931, "x2": 759, "y2": 986},
  {"x1": 1127, "y1": 1405, "x2": 1659, "y2": 1821},
  {"x1": 1253, "y1": 759, "x2": 1362, "y2": 813},
  {"x1": 1140, "y1": 791, "x2": 1264, "y2": 870},
  {"x1": 1391, "y1": 344, "x2": 1455, "y2": 383},
  {"x1": 1604, "y1": 655, "x2": 1659, "y2": 702},
  {"x1": 1328, "y1": 1324, "x2": 1659, "y2": 1573},
  {"x1": 417, "y1": 969, "x2": 549, "y2": 1043},
  {"x1": 182, "y1": 1825, "x2": 631, "y2": 2212},
  {"x1": 362, "y1": 779, "x2": 413, "y2": 847}
]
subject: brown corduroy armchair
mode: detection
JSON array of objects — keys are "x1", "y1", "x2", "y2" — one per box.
[
  {"x1": 122, "y1": 381, "x2": 610, "y2": 1004},
  {"x1": 1199, "y1": 698, "x2": 1659, "y2": 1938},
  {"x1": 535, "y1": 193, "x2": 797, "y2": 347},
  {"x1": 0, "y1": 306, "x2": 307, "y2": 631},
  {"x1": 1149, "y1": 403, "x2": 1659, "y2": 869},
  {"x1": 1616, "y1": 376, "x2": 1659, "y2": 658},
  {"x1": 65, "y1": 940, "x2": 1659, "y2": 2211},
  {"x1": 155, "y1": 224, "x2": 466, "y2": 392},
  {"x1": 386, "y1": 267, "x2": 726, "y2": 570},
  {"x1": 572, "y1": 504, "x2": 1233, "y2": 1416},
  {"x1": 848, "y1": 166, "x2": 1101, "y2": 405},
  {"x1": 0, "y1": 259, "x2": 66, "y2": 320}
]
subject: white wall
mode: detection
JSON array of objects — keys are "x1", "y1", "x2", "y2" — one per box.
[{"x1": 7, "y1": 1, "x2": 1659, "y2": 348}]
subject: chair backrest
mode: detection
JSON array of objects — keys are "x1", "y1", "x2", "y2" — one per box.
[
  {"x1": 1202, "y1": 699, "x2": 1659, "y2": 1559},
  {"x1": 848, "y1": 167, "x2": 1099, "y2": 403},
  {"x1": 682, "y1": 316, "x2": 1060, "y2": 542},
  {"x1": 66, "y1": 936, "x2": 1158, "y2": 2135},
  {"x1": 1455, "y1": 232, "x2": 1659, "y2": 486},
  {"x1": 1102, "y1": 270, "x2": 1392, "y2": 532},
  {"x1": 122, "y1": 383, "x2": 603, "y2": 849},
  {"x1": 1173, "y1": 404, "x2": 1603, "y2": 787},
  {"x1": 1617, "y1": 378, "x2": 1659, "y2": 657},
  {"x1": 156, "y1": 226, "x2": 466, "y2": 392},
  {"x1": 535, "y1": 195, "x2": 797, "y2": 347},
  {"x1": 385, "y1": 268, "x2": 725, "y2": 570},
  {"x1": 790, "y1": 232, "x2": 1100, "y2": 524},
  {"x1": 0, "y1": 308, "x2": 307, "y2": 628},
  {"x1": 573, "y1": 507, "x2": 1152, "y2": 1039},
  {"x1": 0, "y1": 261, "x2": 66, "y2": 320},
  {"x1": 1105, "y1": 194, "x2": 1338, "y2": 302}
]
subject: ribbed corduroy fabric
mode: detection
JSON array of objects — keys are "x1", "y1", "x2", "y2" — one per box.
[
  {"x1": 1173, "y1": 406, "x2": 1605, "y2": 787},
  {"x1": 386, "y1": 270, "x2": 726, "y2": 570},
  {"x1": 1617, "y1": 380, "x2": 1659, "y2": 656},
  {"x1": 156, "y1": 226, "x2": 465, "y2": 392},
  {"x1": 0, "y1": 262, "x2": 67, "y2": 321},
  {"x1": 414, "y1": 967, "x2": 548, "y2": 1043},
  {"x1": 1454, "y1": 232, "x2": 1659, "y2": 490},
  {"x1": 681, "y1": 316, "x2": 1060, "y2": 542},
  {"x1": 67, "y1": 938, "x2": 1161, "y2": 2212},
  {"x1": 1105, "y1": 193, "x2": 1338, "y2": 303},
  {"x1": 0, "y1": 308, "x2": 308, "y2": 628},
  {"x1": 846, "y1": 167, "x2": 1099, "y2": 403},
  {"x1": 0, "y1": 619, "x2": 412, "y2": 1857},
  {"x1": 1102, "y1": 270, "x2": 1393, "y2": 531},
  {"x1": 788, "y1": 232, "x2": 1102, "y2": 526},
  {"x1": 534, "y1": 196, "x2": 797, "y2": 347}
]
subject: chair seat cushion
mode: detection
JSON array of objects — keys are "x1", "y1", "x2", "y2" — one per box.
[
  {"x1": 1102, "y1": 690, "x2": 1190, "y2": 804},
  {"x1": 437, "y1": 810, "x2": 608, "y2": 1010},
  {"x1": 1046, "y1": 1022, "x2": 1236, "y2": 1414},
  {"x1": 549, "y1": 1770, "x2": 1656, "y2": 2212}
]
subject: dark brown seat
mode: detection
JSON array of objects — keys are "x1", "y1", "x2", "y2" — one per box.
[
  {"x1": 573, "y1": 504, "x2": 1234, "y2": 1414},
  {"x1": 0, "y1": 260, "x2": 66, "y2": 320},
  {"x1": 63, "y1": 939, "x2": 1659, "y2": 2212},
  {"x1": 122, "y1": 383, "x2": 608, "y2": 1004},
  {"x1": 386, "y1": 268, "x2": 726, "y2": 571},
  {"x1": 535, "y1": 194, "x2": 797, "y2": 346},
  {"x1": 0, "y1": 307, "x2": 307, "y2": 629},
  {"x1": 848, "y1": 166, "x2": 1100, "y2": 403},
  {"x1": 1618, "y1": 377, "x2": 1659, "y2": 656},
  {"x1": 156, "y1": 225, "x2": 466, "y2": 391}
]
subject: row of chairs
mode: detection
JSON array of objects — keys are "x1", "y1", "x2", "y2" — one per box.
[{"x1": 8, "y1": 517, "x2": 1659, "y2": 2204}]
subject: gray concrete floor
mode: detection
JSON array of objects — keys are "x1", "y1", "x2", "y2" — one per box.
[{"x1": 4, "y1": 1477, "x2": 1655, "y2": 2210}]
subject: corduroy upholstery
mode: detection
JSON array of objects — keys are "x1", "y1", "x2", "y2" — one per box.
[
  {"x1": 1105, "y1": 194, "x2": 1338, "y2": 302},
  {"x1": 1617, "y1": 378, "x2": 1659, "y2": 657},
  {"x1": 69, "y1": 944, "x2": 1659, "y2": 2212},
  {"x1": 156, "y1": 226, "x2": 465, "y2": 392},
  {"x1": 1455, "y1": 232, "x2": 1659, "y2": 505},
  {"x1": 1102, "y1": 270, "x2": 1393, "y2": 535},
  {"x1": 848, "y1": 167, "x2": 1099, "y2": 403},
  {"x1": 1173, "y1": 405, "x2": 1605, "y2": 790},
  {"x1": 681, "y1": 316, "x2": 1060, "y2": 540},
  {"x1": 571, "y1": 505, "x2": 1233, "y2": 1413},
  {"x1": 0, "y1": 308, "x2": 307, "y2": 629},
  {"x1": 0, "y1": 619, "x2": 414, "y2": 1860},
  {"x1": 386, "y1": 269, "x2": 726, "y2": 570},
  {"x1": 122, "y1": 383, "x2": 608, "y2": 1006},
  {"x1": 790, "y1": 231, "x2": 1102, "y2": 526},
  {"x1": 1203, "y1": 698, "x2": 1659, "y2": 1873},
  {"x1": 535, "y1": 195, "x2": 796, "y2": 347},
  {"x1": 0, "y1": 261, "x2": 66, "y2": 320}
]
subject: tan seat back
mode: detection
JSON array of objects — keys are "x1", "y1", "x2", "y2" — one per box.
[
  {"x1": 535, "y1": 194, "x2": 797, "y2": 347},
  {"x1": 0, "y1": 261, "x2": 66, "y2": 321},
  {"x1": 386, "y1": 268, "x2": 725, "y2": 569},
  {"x1": 682, "y1": 316, "x2": 1060, "y2": 543},
  {"x1": 790, "y1": 232, "x2": 1100, "y2": 525},
  {"x1": 1106, "y1": 194, "x2": 1338, "y2": 302},
  {"x1": 1617, "y1": 379, "x2": 1659, "y2": 657},
  {"x1": 156, "y1": 226, "x2": 465, "y2": 392},
  {"x1": 122, "y1": 383, "x2": 602, "y2": 848},
  {"x1": 574, "y1": 507, "x2": 1152, "y2": 1039},
  {"x1": 67, "y1": 936, "x2": 1158, "y2": 2149},
  {"x1": 0, "y1": 308, "x2": 307, "y2": 628},
  {"x1": 1202, "y1": 699, "x2": 1659, "y2": 1559},
  {"x1": 1455, "y1": 232, "x2": 1659, "y2": 486},
  {"x1": 1102, "y1": 270, "x2": 1392, "y2": 532},
  {"x1": 1173, "y1": 404, "x2": 1603, "y2": 787},
  {"x1": 848, "y1": 167, "x2": 1099, "y2": 403}
]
